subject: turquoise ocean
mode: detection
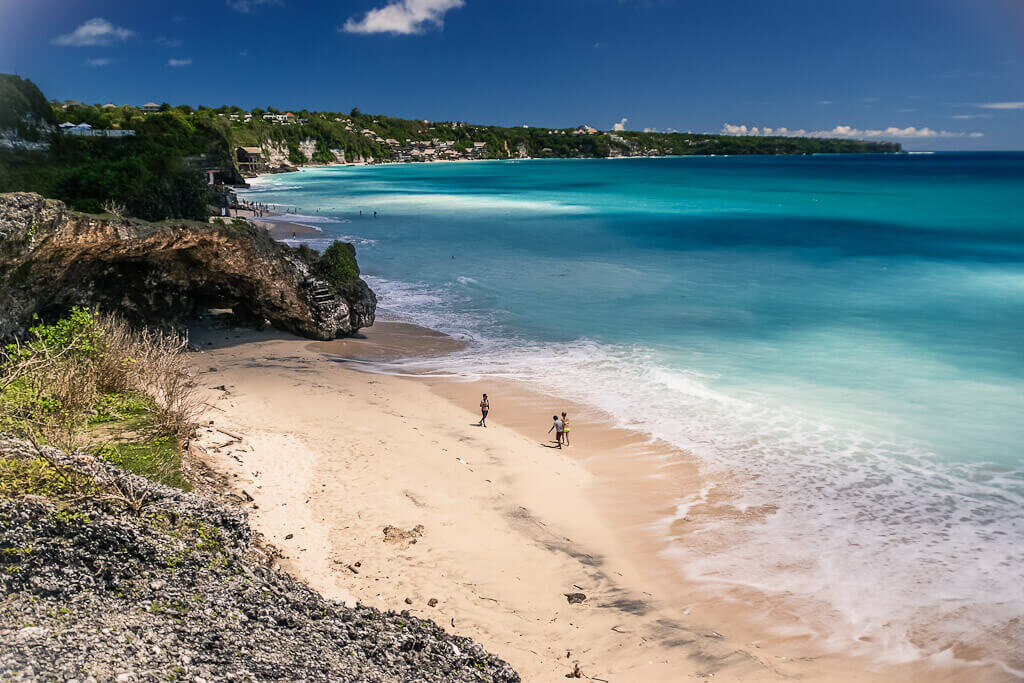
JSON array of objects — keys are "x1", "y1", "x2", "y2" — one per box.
[{"x1": 241, "y1": 153, "x2": 1024, "y2": 671}]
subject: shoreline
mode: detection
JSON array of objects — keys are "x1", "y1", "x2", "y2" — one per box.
[
  {"x1": 185, "y1": 319, "x2": 999, "y2": 681},
  {"x1": 235, "y1": 150, "x2": 910, "y2": 190}
]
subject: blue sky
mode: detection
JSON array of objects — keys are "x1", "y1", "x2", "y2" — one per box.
[{"x1": 2, "y1": 0, "x2": 1022, "y2": 149}]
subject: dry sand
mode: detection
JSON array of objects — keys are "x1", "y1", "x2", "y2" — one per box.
[{"x1": 186, "y1": 320, "x2": 987, "y2": 682}]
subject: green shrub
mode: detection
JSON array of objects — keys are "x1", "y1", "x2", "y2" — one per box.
[
  {"x1": 21, "y1": 307, "x2": 101, "y2": 357},
  {"x1": 0, "y1": 308, "x2": 102, "y2": 449},
  {"x1": 1, "y1": 308, "x2": 198, "y2": 467},
  {"x1": 316, "y1": 241, "x2": 360, "y2": 294}
]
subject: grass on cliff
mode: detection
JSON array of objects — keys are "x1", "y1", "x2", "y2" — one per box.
[{"x1": 0, "y1": 308, "x2": 199, "y2": 499}]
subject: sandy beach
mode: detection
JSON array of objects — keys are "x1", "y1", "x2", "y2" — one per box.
[
  {"x1": 185, "y1": 320, "x2": 996, "y2": 682},
  {"x1": 252, "y1": 218, "x2": 323, "y2": 240},
  {"x1": 223, "y1": 205, "x2": 325, "y2": 240}
]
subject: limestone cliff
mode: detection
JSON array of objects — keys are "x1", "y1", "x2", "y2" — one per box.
[
  {"x1": 0, "y1": 192, "x2": 376, "y2": 340},
  {"x1": 261, "y1": 142, "x2": 294, "y2": 171}
]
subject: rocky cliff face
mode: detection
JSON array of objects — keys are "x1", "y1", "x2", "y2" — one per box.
[
  {"x1": 0, "y1": 192, "x2": 376, "y2": 340},
  {"x1": 0, "y1": 437, "x2": 519, "y2": 682},
  {"x1": 297, "y1": 138, "x2": 316, "y2": 162},
  {"x1": 258, "y1": 142, "x2": 294, "y2": 172},
  {"x1": 0, "y1": 74, "x2": 54, "y2": 151}
]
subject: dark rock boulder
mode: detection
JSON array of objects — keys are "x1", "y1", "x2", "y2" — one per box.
[{"x1": 0, "y1": 192, "x2": 375, "y2": 340}]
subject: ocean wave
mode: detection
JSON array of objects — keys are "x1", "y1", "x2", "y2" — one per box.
[
  {"x1": 242, "y1": 184, "x2": 305, "y2": 193},
  {"x1": 254, "y1": 213, "x2": 349, "y2": 226},
  {"x1": 361, "y1": 272, "x2": 1024, "y2": 671},
  {"x1": 344, "y1": 192, "x2": 593, "y2": 216}
]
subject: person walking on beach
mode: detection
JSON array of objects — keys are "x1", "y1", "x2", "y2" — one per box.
[
  {"x1": 561, "y1": 412, "x2": 571, "y2": 447},
  {"x1": 478, "y1": 393, "x2": 490, "y2": 427},
  {"x1": 548, "y1": 415, "x2": 564, "y2": 449}
]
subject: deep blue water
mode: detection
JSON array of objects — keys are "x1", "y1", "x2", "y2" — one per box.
[{"x1": 242, "y1": 153, "x2": 1024, "y2": 666}]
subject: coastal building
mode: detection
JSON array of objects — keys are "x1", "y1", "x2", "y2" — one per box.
[
  {"x1": 61, "y1": 122, "x2": 136, "y2": 138},
  {"x1": 142, "y1": 102, "x2": 160, "y2": 113},
  {"x1": 236, "y1": 146, "x2": 265, "y2": 173}
]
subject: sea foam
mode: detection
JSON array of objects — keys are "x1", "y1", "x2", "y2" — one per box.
[{"x1": 364, "y1": 273, "x2": 1024, "y2": 671}]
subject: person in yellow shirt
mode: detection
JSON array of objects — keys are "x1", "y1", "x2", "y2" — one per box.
[{"x1": 561, "y1": 412, "x2": 570, "y2": 446}]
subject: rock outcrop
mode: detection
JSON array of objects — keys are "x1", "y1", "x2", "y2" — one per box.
[
  {"x1": 0, "y1": 437, "x2": 520, "y2": 681},
  {"x1": 0, "y1": 74, "x2": 55, "y2": 151},
  {"x1": 0, "y1": 192, "x2": 376, "y2": 340}
]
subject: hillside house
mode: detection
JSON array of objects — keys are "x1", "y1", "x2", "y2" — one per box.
[
  {"x1": 142, "y1": 102, "x2": 160, "y2": 113},
  {"x1": 236, "y1": 146, "x2": 265, "y2": 173}
]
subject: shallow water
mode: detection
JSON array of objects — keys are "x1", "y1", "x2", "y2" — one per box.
[{"x1": 241, "y1": 153, "x2": 1024, "y2": 672}]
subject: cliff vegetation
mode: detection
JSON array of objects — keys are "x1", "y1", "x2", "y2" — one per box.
[{"x1": 0, "y1": 309, "x2": 519, "y2": 681}]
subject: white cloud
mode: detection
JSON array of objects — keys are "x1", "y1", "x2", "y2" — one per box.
[
  {"x1": 612, "y1": 117, "x2": 628, "y2": 131},
  {"x1": 953, "y1": 113, "x2": 991, "y2": 120},
  {"x1": 342, "y1": 0, "x2": 464, "y2": 35},
  {"x1": 157, "y1": 36, "x2": 183, "y2": 47},
  {"x1": 54, "y1": 18, "x2": 134, "y2": 47},
  {"x1": 818, "y1": 100, "x2": 833, "y2": 105},
  {"x1": 86, "y1": 57, "x2": 113, "y2": 67},
  {"x1": 977, "y1": 101, "x2": 1024, "y2": 110},
  {"x1": 168, "y1": 58, "x2": 192, "y2": 67},
  {"x1": 721, "y1": 123, "x2": 981, "y2": 140},
  {"x1": 226, "y1": 0, "x2": 282, "y2": 13}
]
